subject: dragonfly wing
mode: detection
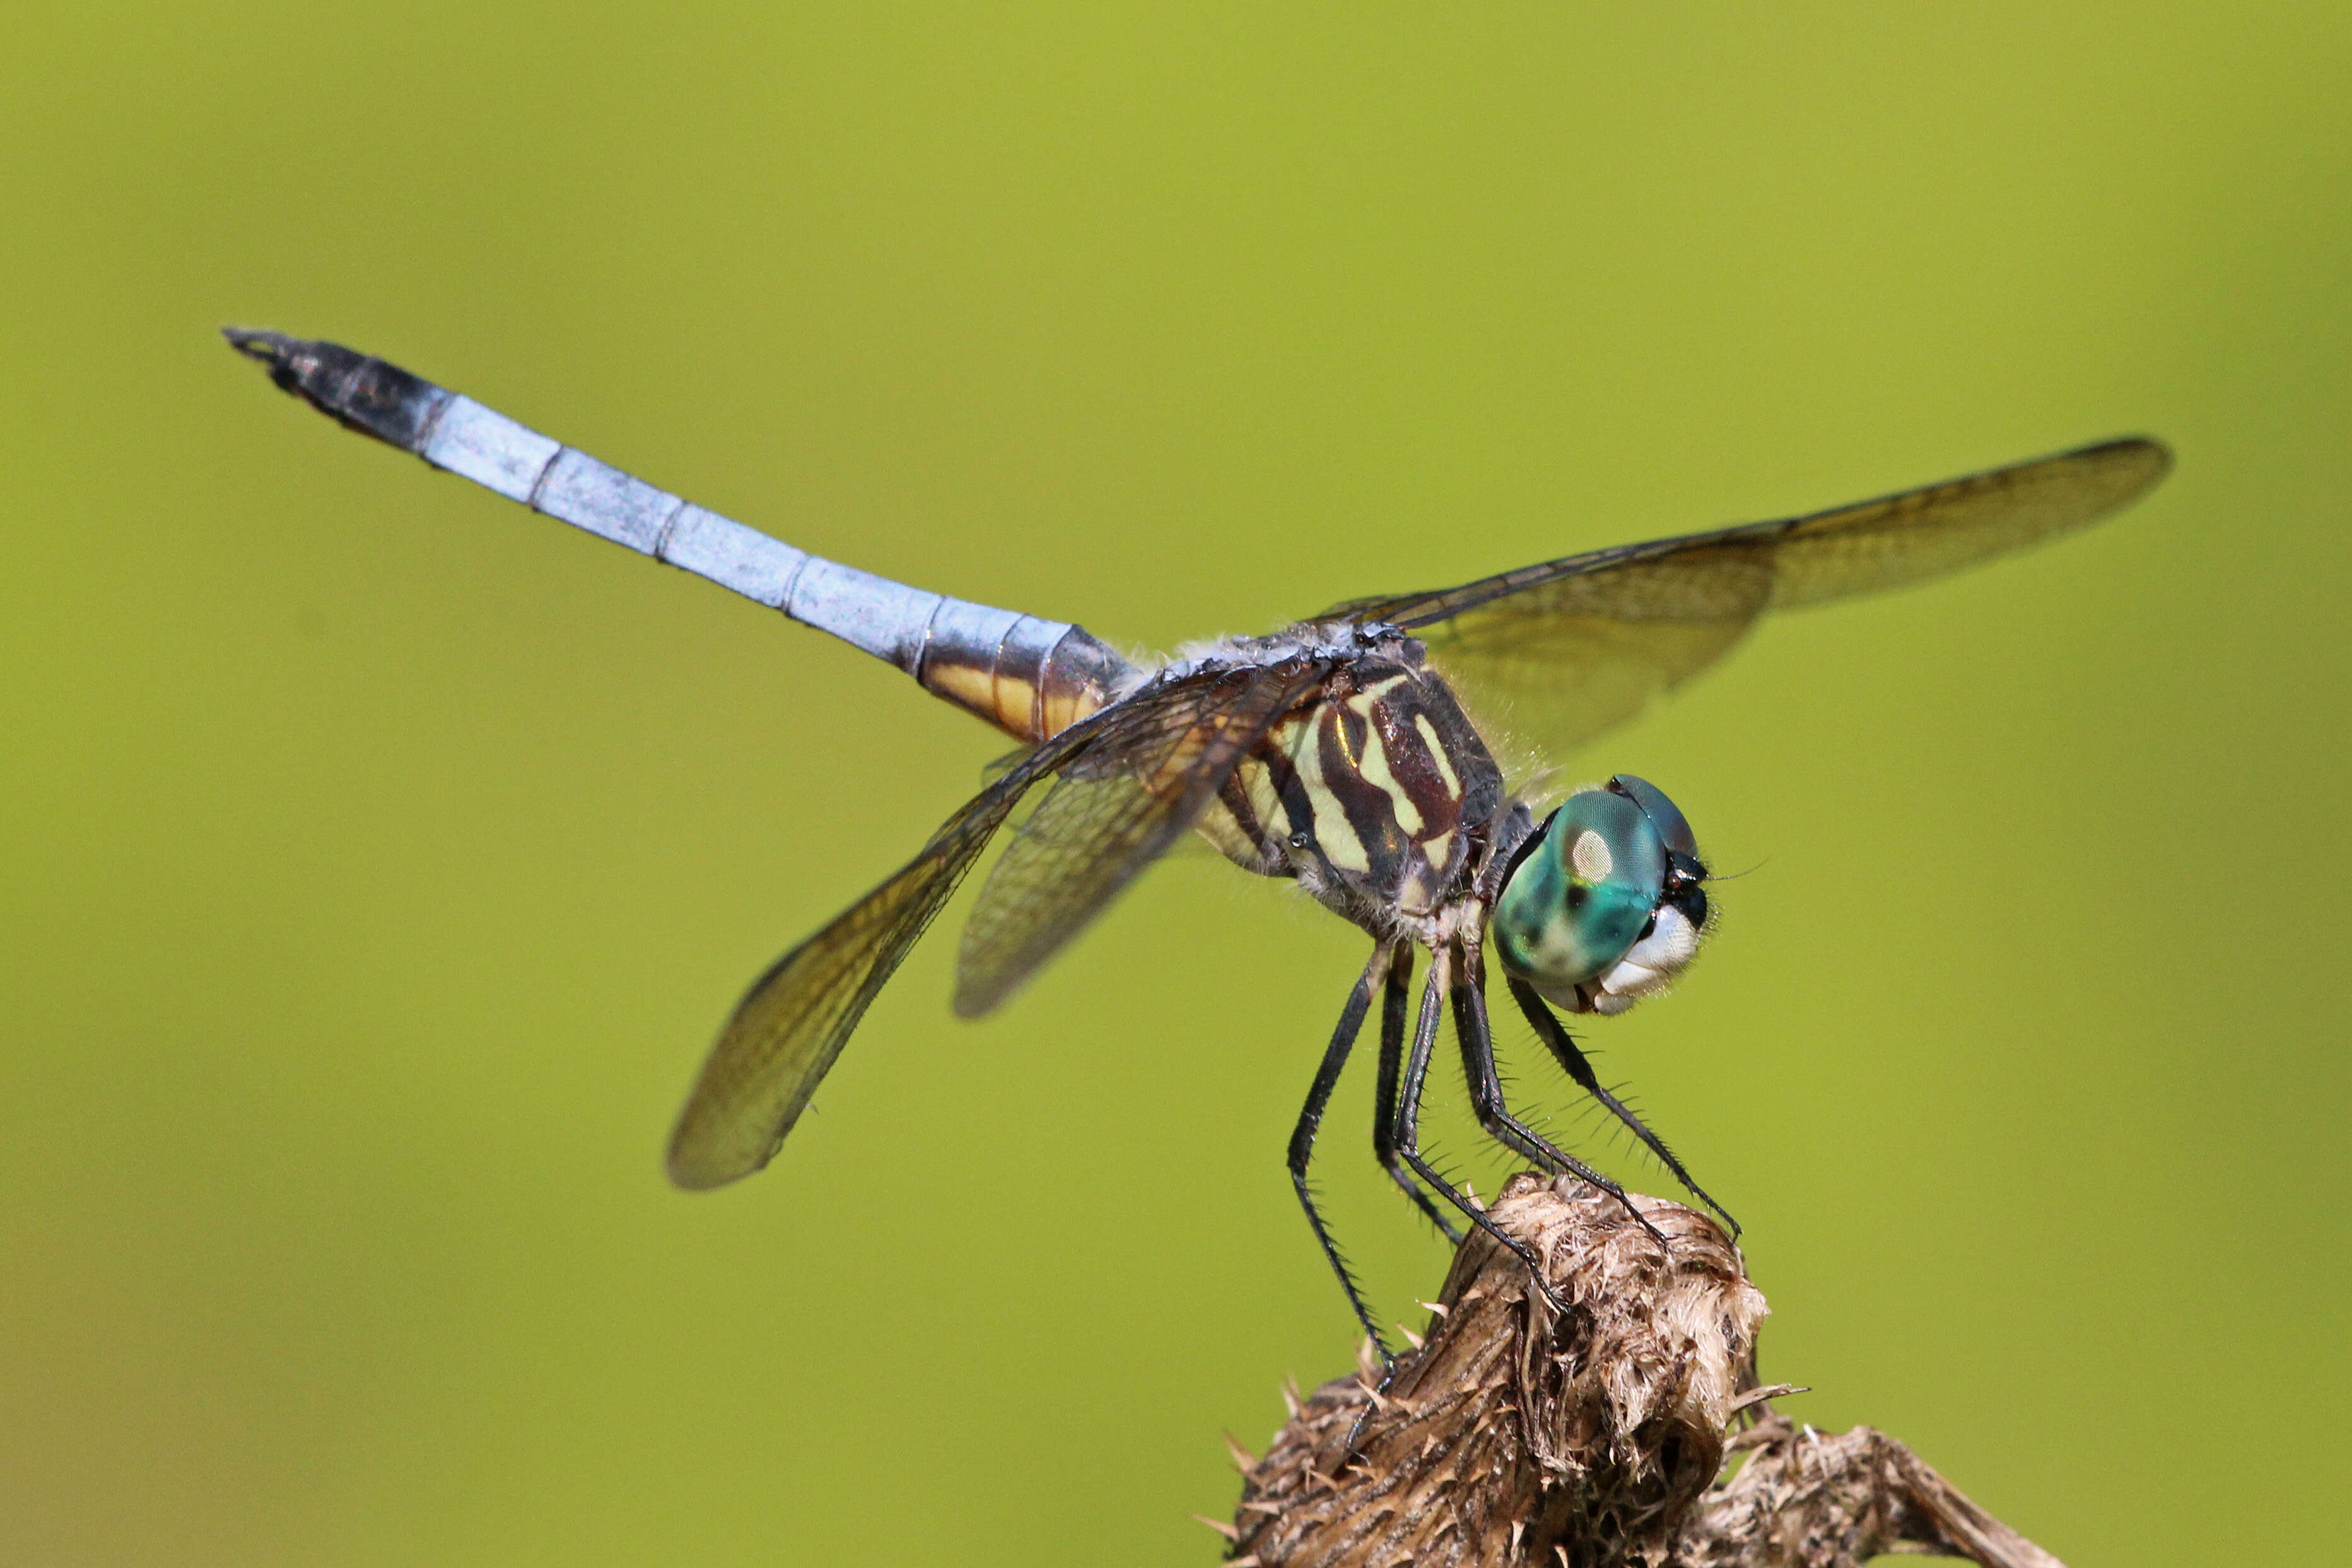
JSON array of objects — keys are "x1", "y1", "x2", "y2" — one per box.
[
  {"x1": 1325, "y1": 438, "x2": 2170, "y2": 764},
  {"x1": 665, "y1": 712, "x2": 1106, "y2": 1190},
  {"x1": 954, "y1": 659, "x2": 1330, "y2": 1018},
  {"x1": 1386, "y1": 556, "x2": 1774, "y2": 763}
]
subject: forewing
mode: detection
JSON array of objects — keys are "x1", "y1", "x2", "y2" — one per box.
[
  {"x1": 665, "y1": 716, "x2": 1103, "y2": 1190},
  {"x1": 953, "y1": 659, "x2": 1327, "y2": 1018},
  {"x1": 1325, "y1": 438, "x2": 2170, "y2": 763},
  {"x1": 1392, "y1": 553, "x2": 1776, "y2": 762}
]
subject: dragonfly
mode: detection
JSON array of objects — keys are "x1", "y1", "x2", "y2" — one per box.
[{"x1": 226, "y1": 328, "x2": 2170, "y2": 1347}]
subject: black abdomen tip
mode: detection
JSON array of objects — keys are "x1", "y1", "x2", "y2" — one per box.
[{"x1": 221, "y1": 327, "x2": 449, "y2": 453}]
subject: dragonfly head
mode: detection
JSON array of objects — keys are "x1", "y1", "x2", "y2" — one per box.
[{"x1": 1491, "y1": 775, "x2": 1710, "y2": 1016}]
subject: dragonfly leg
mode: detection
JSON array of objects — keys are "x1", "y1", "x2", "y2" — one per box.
[
  {"x1": 1506, "y1": 974, "x2": 1741, "y2": 1237},
  {"x1": 1371, "y1": 945, "x2": 1461, "y2": 1243},
  {"x1": 1289, "y1": 945, "x2": 1395, "y2": 1359},
  {"x1": 1388, "y1": 946, "x2": 1576, "y2": 1318},
  {"x1": 1454, "y1": 961, "x2": 1666, "y2": 1249}
]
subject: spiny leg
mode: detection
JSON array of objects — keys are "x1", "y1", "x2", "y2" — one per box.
[
  {"x1": 1289, "y1": 944, "x2": 1394, "y2": 1357},
  {"x1": 1454, "y1": 956, "x2": 1666, "y2": 1248},
  {"x1": 1372, "y1": 944, "x2": 1461, "y2": 1243},
  {"x1": 1388, "y1": 945, "x2": 1574, "y2": 1316},
  {"x1": 1506, "y1": 974, "x2": 1740, "y2": 1236}
]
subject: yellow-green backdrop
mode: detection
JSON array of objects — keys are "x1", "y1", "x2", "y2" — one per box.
[{"x1": 4, "y1": 6, "x2": 2344, "y2": 1565}]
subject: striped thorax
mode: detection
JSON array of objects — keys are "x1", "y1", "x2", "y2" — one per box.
[{"x1": 1190, "y1": 632, "x2": 1509, "y2": 932}]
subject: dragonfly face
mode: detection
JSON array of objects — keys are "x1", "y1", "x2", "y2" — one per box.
[
  {"x1": 1492, "y1": 775, "x2": 1709, "y2": 1018},
  {"x1": 225, "y1": 329, "x2": 2171, "y2": 1356}
]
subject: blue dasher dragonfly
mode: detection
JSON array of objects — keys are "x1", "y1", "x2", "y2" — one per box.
[{"x1": 227, "y1": 329, "x2": 2168, "y2": 1347}]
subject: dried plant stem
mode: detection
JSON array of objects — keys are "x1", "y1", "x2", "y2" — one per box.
[{"x1": 1226, "y1": 1174, "x2": 2064, "y2": 1568}]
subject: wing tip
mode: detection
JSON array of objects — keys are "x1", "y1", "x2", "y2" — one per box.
[
  {"x1": 664, "y1": 1097, "x2": 785, "y2": 1191},
  {"x1": 2074, "y1": 433, "x2": 2175, "y2": 503},
  {"x1": 664, "y1": 1131, "x2": 766, "y2": 1192},
  {"x1": 950, "y1": 978, "x2": 1004, "y2": 1020}
]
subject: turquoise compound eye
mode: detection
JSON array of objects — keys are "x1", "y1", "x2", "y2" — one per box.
[
  {"x1": 1606, "y1": 773, "x2": 1697, "y2": 860},
  {"x1": 1492, "y1": 790, "x2": 1668, "y2": 1004}
]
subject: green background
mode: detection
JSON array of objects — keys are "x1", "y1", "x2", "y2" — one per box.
[{"x1": 4, "y1": 6, "x2": 2345, "y2": 1564}]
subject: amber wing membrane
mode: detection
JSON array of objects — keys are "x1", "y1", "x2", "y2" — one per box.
[
  {"x1": 954, "y1": 660, "x2": 1330, "y2": 1018},
  {"x1": 666, "y1": 666, "x2": 1276, "y2": 1189},
  {"x1": 1322, "y1": 438, "x2": 2170, "y2": 764}
]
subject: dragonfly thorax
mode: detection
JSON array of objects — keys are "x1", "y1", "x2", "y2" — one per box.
[
  {"x1": 1191, "y1": 644, "x2": 1506, "y2": 932},
  {"x1": 1491, "y1": 775, "x2": 1712, "y2": 1015}
]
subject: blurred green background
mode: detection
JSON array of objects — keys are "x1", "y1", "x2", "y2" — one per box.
[{"x1": 4, "y1": 5, "x2": 2346, "y2": 1564}]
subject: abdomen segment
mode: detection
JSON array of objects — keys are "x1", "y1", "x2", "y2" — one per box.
[{"x1": 225, "y1": 329, "x2": 1132, "y2": 743}]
